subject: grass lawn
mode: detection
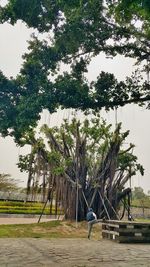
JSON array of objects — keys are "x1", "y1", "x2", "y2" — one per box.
[
  {"x1": 135, "y1": 218, "x2": 150, "y2": 223},
  {"x1": 0, "y1": 201, "x2": 101, "y2": 239},
  {"x1": 0, "y1": 220, "x2": 101, "y2": 239},
  {"x1": 0, "y1": 217, "x2": 149, "y2": 239}
]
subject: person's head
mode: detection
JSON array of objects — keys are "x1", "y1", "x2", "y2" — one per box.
[{"x1": 88, "y1": 208, "x2": 93, "y2": 212}]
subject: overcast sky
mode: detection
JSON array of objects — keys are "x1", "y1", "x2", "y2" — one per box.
[{"x1": 0, "y1": 16, "x2": 150, "y2": 192}]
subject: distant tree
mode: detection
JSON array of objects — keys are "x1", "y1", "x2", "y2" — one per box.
[
  {"x1": 0, "y1": 173, "x2": 20, "y2": 192},
  {"x1": 132, "y1": 186, "x2": 150, "y2": 214},
  {"x1": 132, "y1": 186, "x2": 146, "y2": 200}
]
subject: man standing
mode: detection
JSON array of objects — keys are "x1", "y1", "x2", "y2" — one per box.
[{"x1": 86, "y1": 208, "x2": 97, "y2": 239}]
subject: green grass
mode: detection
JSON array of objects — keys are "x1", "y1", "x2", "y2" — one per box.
[
  {"x1": 131, "y1": 198, "x2": 150, "y2": 208},
  {"x1": 135, "y1": 218, "x2": 150, "y2": 223},
  {"x1": 0, "y1": 221, "x2": 61, "y2": 238},
  {"x1": 0, "y1": 220, "x2": 100, "y2": 239}
]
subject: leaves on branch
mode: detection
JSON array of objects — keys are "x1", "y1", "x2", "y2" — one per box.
[{"x1": 0, "y1": 1, "x2": 150, "y2": 141}]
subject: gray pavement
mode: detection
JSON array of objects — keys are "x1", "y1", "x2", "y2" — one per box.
[
  {"x1": 0, "y1": 238, "x2": 150, "y2": 267},
  {"x1": 0, "y1": 218, "x2": 150, "y2": 266},
  {"x1": 0, "y1": 217, "x2": 53, "y2": 225}
]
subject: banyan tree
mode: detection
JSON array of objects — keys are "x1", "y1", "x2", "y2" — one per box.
[{"x1": 18, "y1": 116, "x2": 144, "y2": 221}]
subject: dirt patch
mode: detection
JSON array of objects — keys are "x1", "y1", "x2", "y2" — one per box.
[{"x1": 32, "y1": 220, "x2": 101, "y2": 239}]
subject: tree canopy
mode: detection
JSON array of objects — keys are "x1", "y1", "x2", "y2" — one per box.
[
  {"x1": 108, "y1": 0, "x2": 150, "y2": 34},
  {"x1": 17, "y1": 116, "x2": 144, "y2": 220},
  {"x1": 0, "y1": 0, "x2": 150, "y2": 141}
]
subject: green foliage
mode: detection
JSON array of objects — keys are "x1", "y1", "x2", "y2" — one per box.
[
  {"x1": 0, "y1": 173, "x2": 20, "y2": 192},
  {"x1": 16, "y1": 116, "x2": 144, "y2": 220},
  {"x1": 40, "y1": 117, "x2": 143, "y2": 182},
  {"x1": 0, "y1": 201, "x2": 43, "y2": 207},
  {"x1": 0, "y1": 71, "x2": 18, "y2": 137},
  {"x1": 108, "y1": 0, "x2": 150, "y2": 30},
  {"x1": 118, "y1": 151, "x2": 144, "y2": 176},
  {"x1": 0, "y1": 201, "x2": 61, "y2": 215},
  {"x1": 131, "y1": 186, "x2": 150, "y2": 208},
  {"x1": 132, "y1": 186, "x2": 146, "y2": 200},
  {"x1": 18, "y1": 155, "x2": 32, "y2": 172},
  {"x1": 0, "y1": 0, "x2": 61, "y2": 32},
  {"x1": 0, "y1": 1, "x2": 150, "y2": 141}
]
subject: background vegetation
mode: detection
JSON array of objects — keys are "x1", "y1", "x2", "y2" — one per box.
[{"x1": 0, "y1": 201, "x2": 53, "y2": 215}]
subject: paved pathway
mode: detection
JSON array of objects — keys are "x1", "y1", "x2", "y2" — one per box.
[
  {"x1": 0, "y1": 238, "x2": 150, "y2": 267},
  {"x1": 0, "y1": 217, "x2": 53, "y2": 225},
  {"x1": 0, "y1": 218, "x2": 150, "y2": 266}
]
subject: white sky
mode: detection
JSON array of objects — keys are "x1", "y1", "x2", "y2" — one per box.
[{"x1": 0, "y1": 17, "x2": 150, "y2": 192}]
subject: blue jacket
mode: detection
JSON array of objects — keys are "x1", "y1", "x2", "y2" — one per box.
[{"x1": 86, "y1": 209, "x2": 96, "y2": 222}]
